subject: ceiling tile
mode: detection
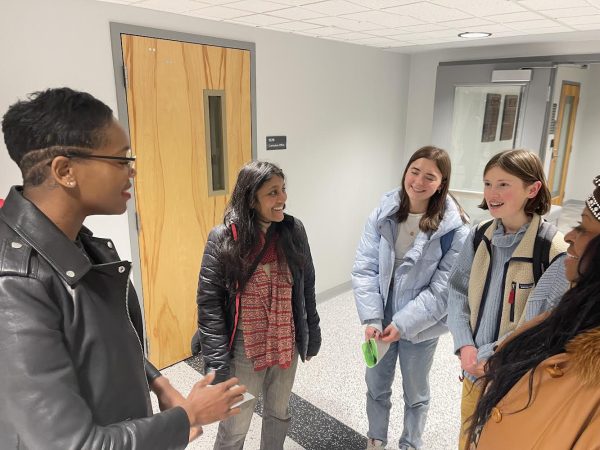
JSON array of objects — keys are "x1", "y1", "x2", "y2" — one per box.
[
  {"x1": 226, "y1": 0, "x2": 287, "y2": 13},
  {"x1": 230, "y1": 13, "x2": 290, "y2": 25},
  {"x1": 342, "y1": 10, "x2": 424, "y2": 27},
  {"x1": 268, "y1": 20, "x2": 323, "y2": 30},
  {"x1": 329, "y1": 31, "x2": 374, "y2": 40},
  {"x1": 193, "y1": 0, "x2": 239, "y2": 4},
  {"x1": 459, "y1": 23, "x2": 515, "y2": 33},
  {"x1": 506, "y1": 18, "x2": 562, "y2": 30},
  {"x1": 410, "y1": 36, "x2": 460, "y2": 44},
  {"x1": 541, "y1": 7, "x2": 600, "y2": 19},
  {"x1": 269, "y1": 0, "x2": 321, "y2": 5},
  {"x1": 303, "y1": 0, "x2": 368, "y2": 16},
  {"x1": 571, "y1": 22, "x2": 600, "y2": 30},
  {"x1": 308, "y1": 26, "x2": 351, "y2": 36},
  {"x1": 351, "y1": 36, "x2": 398, "y2": 45},
  {"x1": 388, "y1": 31, "x2": 419, "y2": 39},
  {"x1": 400, "y1": 23, "x2": 448, "y2": 32},
  {"x1": 135, "y1": 0, "x2": 210, "y2": 13},
  {"x1": 100, "y1": 0, "x2": 138, "y2": 3},
  {"x1": 432, "y1": 0, "x2": 526, "y2": 17},
  {"x1": 417, "y1": 29, "x2": 462, "y2": 38},
  {"x1": 559, "y1": 14, "x2": 600, "y2": 25},
  {"x1": 349, "y1": 0, "x2": 426, "y2": 8},
  {"x1": 438, "y1": 17, "x2": 494, "y2": 28},
  {"x1": 187, "y1": 5, "x2": 249, "y2": 18},
  {"x1": 270, "y1": 6, "x2": 326, "y2": 20},
  {"x1": 517, "y1": 0, "x2": 589, "y2": 10},
  {"x1": 384, "y1": 2, "x2": 471, "y2": 23},
  {"x1": 525, "y1": 25, "x2": 573, "y2": 33},
  {"x1": 366, "y1": 28, "x2": 408, "y2": 36},
  {"x1": 484, "y1": 11, "x2": 544, "y2": 23},
  {"x1": 310, "y1": 16, "x2": 382, "y2": 31}
]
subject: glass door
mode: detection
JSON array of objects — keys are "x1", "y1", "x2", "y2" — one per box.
[{"x1": 449, "y1": 85, "x2": 524, "y2": 192}]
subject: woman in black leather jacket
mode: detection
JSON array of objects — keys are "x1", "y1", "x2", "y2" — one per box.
[
  {"x1": 0, "y1": 88, "x2": 244, "y2": 450},
  {"x1": 196, "y1": 161, "x2": 321, "y2": 450}
]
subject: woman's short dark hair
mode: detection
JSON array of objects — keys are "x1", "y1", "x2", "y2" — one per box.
[
  {"x1": 2, "y1": 87, "x2": 114, "y2": 186},
  {"x1": 478, "y1": 149, "x2": 551, "y2": 216}
]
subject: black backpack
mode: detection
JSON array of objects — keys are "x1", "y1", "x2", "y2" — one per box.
[{"x1": 472, "y1": 219, "x2": 558, "y2": 285}]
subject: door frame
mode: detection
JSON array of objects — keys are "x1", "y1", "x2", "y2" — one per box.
[
  {"x1": 548, "y1": 81, "x2": 580, "y2": 205},
  {"x1": 109, "y1": 23, "x2": 257, "y2": 352}
]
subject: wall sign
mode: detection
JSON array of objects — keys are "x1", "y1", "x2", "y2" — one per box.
[{"x1": 266, "y1": 136, "x2": 286, "y2": 150}]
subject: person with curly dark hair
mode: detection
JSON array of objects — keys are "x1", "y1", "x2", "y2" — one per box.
[{"x1": 468, "y1": 175, "x2": 600, "y2": 449}]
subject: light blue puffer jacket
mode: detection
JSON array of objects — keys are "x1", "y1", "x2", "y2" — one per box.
[{"x1": 352, "y1": 189, "x2": 470, "y2": 343}]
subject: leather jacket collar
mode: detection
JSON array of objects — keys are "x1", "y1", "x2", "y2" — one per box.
[{"x1": 0, "y1": 186, "x2": 92, "y2": 285}]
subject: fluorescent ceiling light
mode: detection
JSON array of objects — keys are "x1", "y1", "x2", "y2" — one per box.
[{"x1": 458, "y1": 31, "x2": 492, "y2": 38}]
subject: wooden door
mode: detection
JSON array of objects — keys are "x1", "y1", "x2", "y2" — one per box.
[
  {"x1": 122, "y1": 35, "x2": 252, "y2": 368},
  {"x1": 548, "y1": 82, "x2": 580, "y2": 205}
]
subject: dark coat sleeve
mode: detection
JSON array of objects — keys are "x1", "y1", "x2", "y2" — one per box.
[
  {"x1": 196, "y1": 226, "x2": 232, "y2": 383},
  {"x1": 297, "y1": 221, "x2": 321, "y2": 357}
]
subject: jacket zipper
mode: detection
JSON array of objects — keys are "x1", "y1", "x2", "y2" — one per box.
[
  {"x1": 123, "y1": 266, "x2": 151, "y2": 396},
  {"x1": 508, "y1": 281, "x2": 516, "y2": 322}
]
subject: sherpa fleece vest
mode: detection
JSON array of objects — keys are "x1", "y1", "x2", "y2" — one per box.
[{"x1": 468, "y1": 214, "x2": 567, "y2": 340}]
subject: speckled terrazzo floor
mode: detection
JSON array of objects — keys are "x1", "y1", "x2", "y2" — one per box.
[
  {"x1": 155, "y1": 292, "x2": 462, "y2": 450},
  {"x1": 152, "y1": 202, "x2": 581, "y2": 449}
]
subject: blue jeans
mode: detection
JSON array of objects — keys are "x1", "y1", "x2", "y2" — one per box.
[
  {"x1": 214, "y1": 330, "x2": 298, "y2": 450},
  {"x1": 365, "y1": 336, "x2": 439, "y2": 449}
]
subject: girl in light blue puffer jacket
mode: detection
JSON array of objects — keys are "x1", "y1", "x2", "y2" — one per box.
[{"x1": 352, "y1": 146, "x2": 469, "y2": 450}]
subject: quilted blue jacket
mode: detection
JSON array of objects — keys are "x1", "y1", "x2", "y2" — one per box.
[{"x1": 352, "y1": 189, "x2": 469, "y2": 343}]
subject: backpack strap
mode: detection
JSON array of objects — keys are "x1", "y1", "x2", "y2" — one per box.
[
  {"x1": 472, "y1": 219, "x2": 494, "y2": 252},
  {"x1": 440, "y1": 228, "x2": 456, "y2": 257},
  {"x1": 532, "y1": 220, "x2": 557, "y2": 284}
]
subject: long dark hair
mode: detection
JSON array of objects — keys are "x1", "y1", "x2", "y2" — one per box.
[
  {"x1": 220, "y1": 161, "x2": 305, "y2": 289},
  {"x1": 397, "y1": 146, "x2": 466, "y2": 231},
  {"x1": 468, "y1": 235, "x2": 600, "y2": 444}
]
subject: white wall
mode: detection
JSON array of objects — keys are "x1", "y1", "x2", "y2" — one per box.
[
  {"x1": 405, "y1": 41, "x2": 600, "y2": 201},
  {"x1": 0, "y1": 0, "x2": 409, "y2": 294},
  {"x1": 562, "y1": 64, "x2": 600, "y2": 202}
]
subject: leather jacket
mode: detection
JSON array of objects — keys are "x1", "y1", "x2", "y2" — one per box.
[
  {"x1": 0, "y1": 187, "x2": 189, "y2": 450},
  {"x1": 195, "y1": 214, "x2": 321, "y2": 383}
]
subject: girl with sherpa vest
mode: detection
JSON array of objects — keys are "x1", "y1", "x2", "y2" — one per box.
[
  {"x1": 447, "y1": 149, "x2": 569, "y2": 450},
  {"x1": 353, "y1": 146, "x2": 469, "y2": 450}
]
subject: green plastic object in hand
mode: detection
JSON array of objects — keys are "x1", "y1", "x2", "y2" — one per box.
[{"x1": 362, "y1": 338, "x2": 390, "y2": 368}]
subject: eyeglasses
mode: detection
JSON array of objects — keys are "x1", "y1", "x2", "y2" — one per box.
[
  {"x1": 58, "y1": 146, "x2": 136, "y2": 170},
  {"x1": 67, "y1": 153, "x2": 136, "y2": 170}
]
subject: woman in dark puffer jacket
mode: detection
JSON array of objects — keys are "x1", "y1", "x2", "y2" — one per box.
[{"x1": 196, "y1": 160, "x2": 321, "y2": 450}]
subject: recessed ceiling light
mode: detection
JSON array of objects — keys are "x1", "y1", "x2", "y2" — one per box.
[{"x1": 458, "y1": 31, "x2": 492, "y2": 38}]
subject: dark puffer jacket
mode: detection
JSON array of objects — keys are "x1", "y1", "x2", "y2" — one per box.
[
  {"x1": 0, "y1": 187, "x2": 189, "y2": 450},
  {"x1": 195, "y1": 214, "x2": 321, "y2": 382}
]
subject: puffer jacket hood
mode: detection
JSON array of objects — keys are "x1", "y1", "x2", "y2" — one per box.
[{"x1": 376, "y1": 188, "x2": 466, "y2": 241}]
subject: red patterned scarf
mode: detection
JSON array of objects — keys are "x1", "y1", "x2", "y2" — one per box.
[{"x1": 241, "y1": 232, "x2": 295, "y2": 371}]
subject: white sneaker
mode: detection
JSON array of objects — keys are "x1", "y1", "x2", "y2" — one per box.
[{"x1": 367, "y1": 439, "x2": 385, "y2": 449}]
